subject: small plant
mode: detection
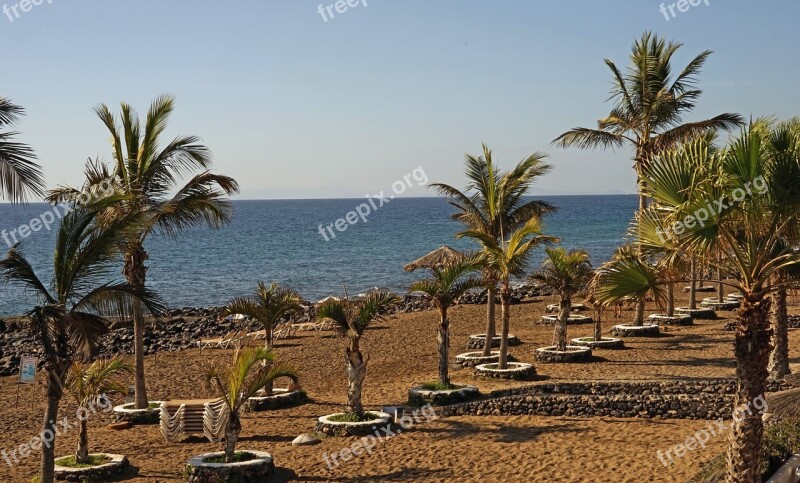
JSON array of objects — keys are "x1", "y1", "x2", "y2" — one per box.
[
  {"x1": 65, "y1": 356, "x2": 132, "y2": 465},
  {"x1": 205, "y1": 347, "x2": 298, "y2": 463},
  {"x1": 410, "y1": 255, "x2": 483, "y2": 386},
  {"x1": 54, "y1": 455, "x2": 112, "y2": 469},
  {"x1": 531, "y1": 247, "x2": 593, "y2": 351},
  {"x1": 420, "y1": 382, "x2": 462, "y2": 391},
  {"x1": 317, "y1": 290, "x2": 399, "y2": 419}
]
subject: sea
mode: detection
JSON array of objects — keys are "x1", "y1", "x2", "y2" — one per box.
[{"x1": 0, "y1": 196, "x2": 637, "y2": 316}]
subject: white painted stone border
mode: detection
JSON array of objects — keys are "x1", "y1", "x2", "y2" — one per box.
[
  {"x1": 455, "y1": 351, "x2": 500, "y2": 363},
  {"x1": 113, "y1": 401, "x2": 164, "y2": 415},
  {"x1": 409, "y1": 385, "x2": 479, "y2": 398},
  {"x1": 54, "y1": 453, "x2": 127, "y2": 477},
  {"x1": 474, "y1": 362, "x2": 534, "y2": 374},
  {"x1": 539, "y1": 315, "x2": 593, "y2": 325},
  {"x1": 187, "y1": 450, "x2": 273, "y2": 469},
  {"x1": 318, "y1": 411, "x2": 391, "y2": 428},
  {"x1": 248, "y1": 388, "x2": 297, "y2": 402},
  {"x1": 571, "y1": 337, "x2": 624, "y2": 348}
]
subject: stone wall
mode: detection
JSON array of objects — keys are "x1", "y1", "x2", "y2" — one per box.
[{"x1": 437, "y1": 379, "x2": 790, "y2": 421}]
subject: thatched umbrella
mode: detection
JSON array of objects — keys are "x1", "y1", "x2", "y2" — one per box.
[{"x1": 404, "y1": 246, "x2": 464, "y2": 272}]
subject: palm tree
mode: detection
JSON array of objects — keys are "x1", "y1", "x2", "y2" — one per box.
[
  {"x1": 553, "y1": 32, "x2": 743, "y2": 325},
  {"x1": 65, "y1": 356, "x2": 133, "y2": 464},
  {"x1": 531, "y1": 248, "x2": 593, "y2": 351},
  {"x1": 0, "y1": 208, "x2": 164, "y2": 483},
  {"x1": 432, "y1": 144, "x2": 555, "y2": 356},
  {"x1": 205, "y1": 347, "x2": 297, "y2": 463},
  {"x1": 224, "y1": 282, "x2": 303, "y2": 349},
  {"x1": 48, "y1": 95, "x2": 239, "y2": 409},
  {"x1": 760, "y1": 118, "x2": 800, "y2": 380},
  {"x1": 316, "y1": 290, "x2": 399, "y2": 418},
  {"x1": 468, "y1": 218, "x2": 555, "y2": 369},
  {"x1": 409, "y1": 256, "x2": 483, "y2": 386},
  {"x1": 597, "y1": 130, "x2": 800, "y2": 483},
  {"x1": 0, "y1": 97, "x2": 45, "y2": 202}
]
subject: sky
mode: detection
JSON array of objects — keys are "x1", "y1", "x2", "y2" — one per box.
[{"x1": 1, "y1": 0, "x2": 798, "y2": 200}]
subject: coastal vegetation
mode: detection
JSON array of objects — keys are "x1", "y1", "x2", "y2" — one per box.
[
  {"x1": 316, "y1": 290, "x2": 399, "y2": 419},
  {"x1": 2, "y1": 31, "x2": 800, "y2": 483}
]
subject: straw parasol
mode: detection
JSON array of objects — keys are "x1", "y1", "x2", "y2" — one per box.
[{"x1": 404, "y1": 246, "x2": 464, "y2": 272}]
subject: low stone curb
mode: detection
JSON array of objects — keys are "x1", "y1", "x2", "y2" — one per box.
[
  {"x1": 184, "y1": 450, "x2": 275, "y2": 482},
  {"x1": 55, "y1": 453, "x2": 128, "y2": 481},
  {"x1": 407, "y1": 385, "x2": 480, "y2": 406},
  {"x1": 535, "y1": 346, "x2": 593, "y2": 363}
]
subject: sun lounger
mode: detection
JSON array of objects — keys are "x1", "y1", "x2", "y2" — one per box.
[
  {"x1": 159, "y1": 398, "x2": 228, "y2": 443},
  {"x1": 197, "y1": 330, "x2": 237, "y2": 352}
]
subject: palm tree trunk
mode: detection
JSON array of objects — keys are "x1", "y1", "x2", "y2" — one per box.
[
  {"x1": 632, "y1": 299, "x2": 645, "y2": 326},
  {"x1": 727, "y1": 297, "x2": 772, "y2": 483},
  {"x1": 41, "y1": 367, "x2": 64, "y2": 483},
  {"x1": 768, "y1": 286, "x2": 789, "y2": 380},
  {"x1": 689, "y1": 259, "x2": 698, "y2": 310},
  {"x1": 482, "y1": 284, "x2": 496, "y2": 356},
  {"x1": 717, "y1": 252, "x2": 724, "y2": 302},
  {"x1": 593, "y1": 308, "x2": 602, "y2": 342},
  {"x1": 437, "y1": 306, "x2": 450, "y2": 386},
  {"x1": 345, "y1": 339, "x2": 366, "y2": 417},
  {"x1": 123, "y1": 242, "x2": 149, "y2": 409},
  {"x1": 224, "y1": 413, "x2": 241, "y2": 463},
  {"x1": 556, "y1": 297, "x2": 570, "y2": 351},
  {"x1": 497, "y1": 284, "x2": 511, "y2": 370},
  {"x1": 75, "y1": 419, "x2": 89, "y2": 464},
  {"x1": 667, "y1": 283, "x2": 675, "y2": 317},
  {"x1": 633, "y1": 186, "x2": 647, "y2": 328}
]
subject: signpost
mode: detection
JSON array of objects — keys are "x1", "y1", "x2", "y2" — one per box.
[{"x1": 15, "y1": 356, "x2": 38, "y2": 408}]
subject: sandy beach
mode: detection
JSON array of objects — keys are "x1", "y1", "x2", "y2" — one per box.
[{"x1": 1, "y1": 291, "x2": 795, "y2": 482}]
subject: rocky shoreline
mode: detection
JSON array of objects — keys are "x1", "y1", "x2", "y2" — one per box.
[{"x1": 0, "y1": 284, "x2": 552, "y2": 376}]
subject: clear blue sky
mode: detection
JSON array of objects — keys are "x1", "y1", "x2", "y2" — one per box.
[{"x1": 2, "y1": 0, "x2": 797, "y2": 199}]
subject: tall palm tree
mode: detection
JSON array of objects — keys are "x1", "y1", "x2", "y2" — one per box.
[
  {"x1": 760, "y1": 118, "x2": 800, "y2": 380},
  {"x1": 596, "y1": 131, "x2": 800, "y2": 483},
  {"x1": 409, "y1": 256, "x2": 483, "y2": 386},
  {"x1": 0, "y1": 208, "x2": 164, "y2": 483},
  {"x1": 65, "y1": 356, "x2": 133, "y2": 464},
  {"x1": 432, "y1": 144, "x2": 555, "y2": 356},
  {"x1": 468, "y1": 217, "x2": 555, "y2": 369},
  {"x1": 224, "y1": 281, "x2": 303, "y2": 349},
  {"x1": 0, "y1": 97, "x2": 45, "y2": 202},
  {"x1": 205, "y1": 347, "x2": 297, "y2": 463},
  {"x1": 48, "y1": 95, "x2": 239, "y2": 409},
  {"x1": 316, "y1": 290, "x2": 399, "y2": 418},
  {"x1": 553, "y1": 32, "x2": 743, "y2": 324},
  {"x1": 531, "y1": 248, "x2": 593, "y2": 351}
]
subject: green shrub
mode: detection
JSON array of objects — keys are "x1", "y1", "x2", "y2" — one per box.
[
  {"x1": 692, "y1": 417, "x2": 800, "y2": 482},
  {"x1": 420, "y1": 382, "x2": 462, "y2": 391},
  {"x1": 327, "y1": 412, "x2": 382, "y2": 423}
]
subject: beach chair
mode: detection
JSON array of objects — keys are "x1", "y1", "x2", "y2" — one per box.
[
  {"x1": 197, "y1": 330, "x2": 237, "y2": 352},
  {"x1": 160, "y1": 398, "x2": 228, "y2": 443},
  {"x1": 273, "y1": 322, "x2": 295, "y2": 340}
]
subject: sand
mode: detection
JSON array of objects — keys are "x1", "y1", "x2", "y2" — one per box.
[{"x1": 1, "y1": 291, "x2": 798, "y2": 482}]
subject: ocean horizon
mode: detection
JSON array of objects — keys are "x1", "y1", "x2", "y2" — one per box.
[{"x1": 0, "y1": 195, "x2": 637, "y2": 316}]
